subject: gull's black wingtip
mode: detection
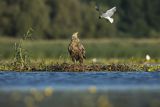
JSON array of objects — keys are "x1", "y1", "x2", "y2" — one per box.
[
  {"x1": 95, "y1": 3, "x2": 100, "y2": 12},
  {"x1": 95, "y1": 6, "x2": 99, "y2": 11}
]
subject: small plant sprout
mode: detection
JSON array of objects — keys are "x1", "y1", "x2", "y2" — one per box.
[
  {"x1": 146, "y1": 54, "x2": 151, "y2": 61},
  {"x1": 23, "y1": 28, "x2": 34, "y2": 40}
]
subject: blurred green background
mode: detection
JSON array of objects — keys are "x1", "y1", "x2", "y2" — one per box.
[
  {"x1": 0, "y1": 0, "x2": 160, "y2": 38},
  {"x1": 0, "y1": 0, "x2": 160, "y2": 60}
]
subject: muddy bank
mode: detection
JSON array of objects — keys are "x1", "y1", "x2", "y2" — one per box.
[
  {"x1": 1, "y1": 62, "x2": 160, "y2": 72},
  {"x1": 48, "y1": 63, "x2": 134, "y2": 72},
  {"x1": 37, "y1": 63, "x2": 159, "y2": 72}
]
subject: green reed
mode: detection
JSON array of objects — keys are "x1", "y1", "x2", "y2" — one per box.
[{"x1": 13, "y1": 28, "x2": 33, "y2": 70}]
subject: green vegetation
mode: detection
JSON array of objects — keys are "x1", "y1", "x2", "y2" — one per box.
[
  {"x1": 0, "y1": 38, "x2": 160, "y2": 59},
  {"x1": 0, "y1": 0, "x2": 160, "y2": 38},
  {"x1": 0, "y1": 1, "x2": 159, "y2": 72},
  {"x1": 13, "y1": 28, "x2": 33, "y2": 69},
  {"x1": 0, "y1": 58, "x2": 160, "y2": 72},
  {"x1": 0, "y1": 37, "x2": 160, "y2": 71}
]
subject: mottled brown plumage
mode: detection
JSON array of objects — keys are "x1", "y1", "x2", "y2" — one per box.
[{"x1": 68, "y1": 32, "x2": 86, "y2": 64}]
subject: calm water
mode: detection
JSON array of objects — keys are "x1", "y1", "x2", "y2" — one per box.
[
  {"x1": 0, "y1": 71, "x2": 160, "y2": 90},
  {"x1": 0, "y1": 71, "x2": 160, "y2": 107}
]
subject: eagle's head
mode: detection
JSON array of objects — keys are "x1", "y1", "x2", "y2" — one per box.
[{"x1": 72, "y1": 32, "x2": 79, "y2": 40}]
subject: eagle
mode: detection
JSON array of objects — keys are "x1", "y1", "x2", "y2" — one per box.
[{"x1": 68, "y1": 32, "x2": 86, "y2": 64}]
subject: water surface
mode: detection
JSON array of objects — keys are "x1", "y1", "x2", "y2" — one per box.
[
  {"x1": 0, "y1": 71, "x2": 160, "y2": 90},
  {"x1": 1, "y1": 71, "x2": 160, "y2": 107}
]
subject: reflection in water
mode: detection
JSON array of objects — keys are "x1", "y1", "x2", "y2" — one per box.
[
  {"x1": 0, "y1": 71, "x2": 160, "y2": 107},
  {"x1": 44, "y1": 87, "x2": 54, "y2": 97},
  {"x1": 1, "y1": 89, "x2": 160, "y2": 107},
  {"x1": 88, "y1": 86, "x2": 97, "y2": 94},
  {"x1": 30, "y1": 88, "x2": 44, "y2": 102},
  {"x1": 97, "y1": 95, "x2": 112, "y2": 107}
]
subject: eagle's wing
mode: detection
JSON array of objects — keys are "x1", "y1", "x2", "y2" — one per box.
[
  {"x1": 68, "y1": 43, "x2": 72, "y2": 55},
  {"x1": 79, "y1": 43, "x2": 86, "y2": 59},
  {"x1": 103, "y1": 7, "x2": 116, "y2": 17}
]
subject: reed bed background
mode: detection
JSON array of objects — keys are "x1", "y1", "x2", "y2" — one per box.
[{"x1": 0, "y1": 38, "x2": 160, "y2": 60}]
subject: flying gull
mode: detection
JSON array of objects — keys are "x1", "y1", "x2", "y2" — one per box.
[{"x1": 96, "y1": 5, "x2": 116, "y2": 23}]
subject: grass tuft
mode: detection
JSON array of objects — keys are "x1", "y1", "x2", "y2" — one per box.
[{"x1": 13, "y1": 28, "x2": 33, "y2": 70}]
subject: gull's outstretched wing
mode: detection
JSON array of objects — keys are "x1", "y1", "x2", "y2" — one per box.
[{"x1": 103, "y1": 7, "x2": 116, "y2": 17}]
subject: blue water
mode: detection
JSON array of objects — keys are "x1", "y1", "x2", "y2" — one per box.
[
  {"x1": 1, "y1": 71, "x2": 160, "y2": 107},
  {"x1": 0, "y1": 71, "x2": 160, "y2": 90}
]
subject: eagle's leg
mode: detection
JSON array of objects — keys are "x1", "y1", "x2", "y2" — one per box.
[
  {"x1": 72, "y1": 58, "x2": 76, "y2": 64},
  {"x1": 79, "y1": 58, "x2": 83, "y2": 64}
]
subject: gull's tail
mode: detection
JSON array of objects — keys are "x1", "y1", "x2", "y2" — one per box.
[{"x1": 107, "y1": 17, "x2": 114, "y2": 23}]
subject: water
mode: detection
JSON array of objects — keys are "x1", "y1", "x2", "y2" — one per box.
[
  {"x1": 0, "y1": 71, "x2": 160, "y2": 90},
  {"x1": 0, "y1": 71, "x2": 160, "y2": 107}
]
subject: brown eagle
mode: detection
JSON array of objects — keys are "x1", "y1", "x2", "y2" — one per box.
[{"x1": 68, "y1": 32, "x2": 86, "y2": 64}]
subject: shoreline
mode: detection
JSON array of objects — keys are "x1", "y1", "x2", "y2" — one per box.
[{"x1": 0, "y1": 63, "x2": 160, "y2": 72}]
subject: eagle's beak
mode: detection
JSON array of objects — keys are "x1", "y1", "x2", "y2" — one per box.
[
  {"x1": 72, "y1": 32, "x2": 79, "y2": 38},
  {"x1": 74, "y1": 32, "x2": 79, "y2": 37},
  {"x1": 75, "y1": 32, "x2": 79, "y2": 35}
]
